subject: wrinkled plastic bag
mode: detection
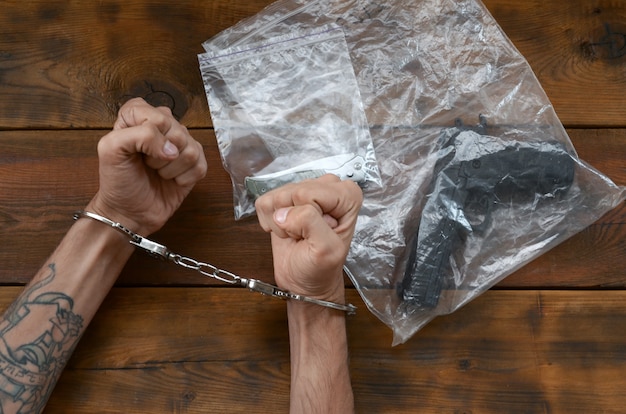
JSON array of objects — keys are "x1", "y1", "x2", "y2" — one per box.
[
  {"x1": 199, "y1": 24, "x2": 380, "y2": 219},
  {"x1": 201, "y1": 0, "x2": 626, "y2": 344}
]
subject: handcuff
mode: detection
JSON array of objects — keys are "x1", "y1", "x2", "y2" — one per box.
[{"x1": 73, "y1": 210, "x2": 357, "y2": 315}]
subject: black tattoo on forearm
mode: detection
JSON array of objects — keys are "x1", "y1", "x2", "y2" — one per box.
[{"x1": 0, "y1": 264, "x2": 84, "y2": 413}]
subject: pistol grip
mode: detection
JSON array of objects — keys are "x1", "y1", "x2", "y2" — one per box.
[{"x1": 400, "y1": 216, "x2": 463, "y2": 309}]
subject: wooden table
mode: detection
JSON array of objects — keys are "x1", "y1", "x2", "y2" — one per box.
[{"x1": 1, "y1": 0, "x2": 624, "y2": 412}]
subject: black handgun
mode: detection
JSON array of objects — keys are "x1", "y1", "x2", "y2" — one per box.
[{"x1": 399, "y1": 117, "x2": 576, "y2": 310}]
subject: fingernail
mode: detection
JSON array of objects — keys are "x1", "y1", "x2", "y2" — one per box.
[
  {"x1": 274, "y1": 207, "x2": 289, "y2": 224},
  {"x1": 163, "y1": 140, "x2": 179, "y2": 156}
]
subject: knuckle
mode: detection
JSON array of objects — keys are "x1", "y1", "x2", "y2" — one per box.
[
  {"x1": 341, "y1": 179, "x2": 363, "y2": 202},
  {"x1": 197, "y1": 158, "x2": 208, "y2": 179},
  {"x1": 166, "y1": 125, "x2": 191, "y2": 146},
  {"x1": 192, "y1": 159, "x2": 208, "y2": 179},
  {"x1": 135, "y1": 123, "x2": 159, "y2": 141},
  {"x1": 291, "y1": 184, "x2": 314, "y2": 205},
  {"x1": 184, "y1": 144, "x2": 207, "y2": 168},
  {"x1": 96, "y1": 133, "x2": 114, "y2": 157},
  {"x1": 151, "y1": 111, "x2": 171, "y2": 129},
  {"x1": 119, "y1": 97, "x2": 142, "y2": 113},
  {"x1": 179, "y1": 146, "x2": 198, "y2": 163},
  {"x1": 157, "y1": 105, "x2": 173, "y2": 116},
  {"x1": 311, "y1": 240, "x2": 344, "y2": 266},
  {"x1": 128, "y1": 97, "x2": 146, "y2": 105},
  {"x1": 254, "y1": 192, "x2": 273, "y2": 212},
  {"x1": 321, "y1": 173, "x2": 341, "y2": 183},
  {"x1": 298, "y1": 203, "x2": 320, "y2": 220}
]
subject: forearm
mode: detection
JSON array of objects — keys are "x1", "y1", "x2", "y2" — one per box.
[
  {"x1": 287, "y1": 294, "x2": 354, "y2": 414},
  {"x1": 0, "y1": 215, "x2": 134, "y2": 413}
]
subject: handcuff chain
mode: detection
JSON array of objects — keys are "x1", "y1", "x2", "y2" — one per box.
[
  {"x1": 169, "y1": 254, "x2": 242, "y2": 286},
  {"x1": 73, "y1": 211, "x2": 356, "y2": 315}
]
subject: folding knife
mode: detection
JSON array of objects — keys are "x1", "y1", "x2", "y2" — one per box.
[{"x1": 245, "y1": 153, "x2": 366, "y2": 197}]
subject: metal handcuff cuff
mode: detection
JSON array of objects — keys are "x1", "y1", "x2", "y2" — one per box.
[{"x1": 73, "y1": 210, "x2": 357, "y2": 315}]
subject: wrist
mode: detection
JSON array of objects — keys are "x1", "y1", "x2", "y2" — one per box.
[
  {"x1": 286, "y1": 291, "x2": 353, "y2": 413},
  {"x1": 85, "y1": 197, "x2": 151, "y2": 236},
  {"x1": 286, "y1": 298, "x2": 348, "y2": 323},
  {"x1": 286, "y1": 296, "x2": 349, "y2": 353},
  {"x1": 71, "y1": 213, "x2": 136, "y2": 258},
  {"x1": 277, "y1": 268, "x2": 346, "y2": 302},
  {"x1": 55, "y1": 213, "x2": 135, "y2": 299},
  {"x1": 85, "y1": 192, "x2": 164, "y2": 237},
  {"x1": 281, "y1": 278, "x2": 354, "y2": 314}
]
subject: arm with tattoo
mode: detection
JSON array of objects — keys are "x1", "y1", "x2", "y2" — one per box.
[
  {"x1": 0, "y1": 98, "x2": 207, "y2": 413},
  {"x1": 0, "y1": 222, "x2": 133, "y2": 413}
]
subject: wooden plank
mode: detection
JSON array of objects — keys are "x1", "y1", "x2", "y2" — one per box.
[
  {"x1": 0, "y1": 1, "x2": 622, "y2": 413},
  {"x1": 500, "y1": 205, "x2": 626, "y2": 287},
  {"x1": 0, "y1": 0, "x2": 275, "y2": 129},
  {"x1": 352, "y1": 290, "x2": 626, "y2": 413},
  {"x1": 0, "y1": 0, "x2": 624, "y2": 129},
  {"x1": 501, "y1": 128, "x2": 626, "y2": 287},
  {"x1": 484, "y1": 0, "x2": 626, "y2": 127},
  {"x1": 0, "y1": 129, "x2": 623, "y2": 287},
  {"x1": 0, "y1": 129, "x2": 275, "y2": 285},
  {"x1": 48, "y1": 362, "x2": 291, "y2": 413},
  {"x1": 0, "y1": 288, "x2": 618, "y2": 413}
]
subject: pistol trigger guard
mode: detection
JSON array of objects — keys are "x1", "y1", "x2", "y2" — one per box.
[{"x1": 464, "y1": 191, "x2": 496, "y2": 235}]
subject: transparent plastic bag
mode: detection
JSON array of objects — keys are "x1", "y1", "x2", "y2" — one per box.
[
  {"x1": 202, "y1": 0, "x2": 626, "y2": 344},
  {"x1": 199, "y1": 25, "x2": 380, "y2": 219}
]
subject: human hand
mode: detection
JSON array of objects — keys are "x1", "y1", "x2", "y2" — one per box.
[
  {"x1": 255, "y1": 175, "x2": 363, "y2": 303},
  {"x1": 87, "y1": 98, "x2": 207, "y2": 235}
]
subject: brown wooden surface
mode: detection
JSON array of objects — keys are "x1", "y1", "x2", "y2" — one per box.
[{"x1": 0, "y1": 0, "x2": 624, "y2": 412}]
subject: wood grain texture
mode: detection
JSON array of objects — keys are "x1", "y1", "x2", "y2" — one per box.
[
  {"x1": 0, "y1": 288, "x2": 612, "y2": 413},
  {"x1": 0, "y1": 129, "x2": 275, "y2": 285},
  {"x1": 0, "y1": 0, "x2": 624, "y2": 129},
  {"x1": 0, "y1": 0, "x2": 275, "y2": 129},
  {"x1": 0, "y1": 0, "x2": 624, "y2": 412},
  {"x1": 0, "y1": 129, "x2": 623, "y2": 288},
  {"x1": 484, "y1": 0, "x2": 626, "y2": 127}
]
